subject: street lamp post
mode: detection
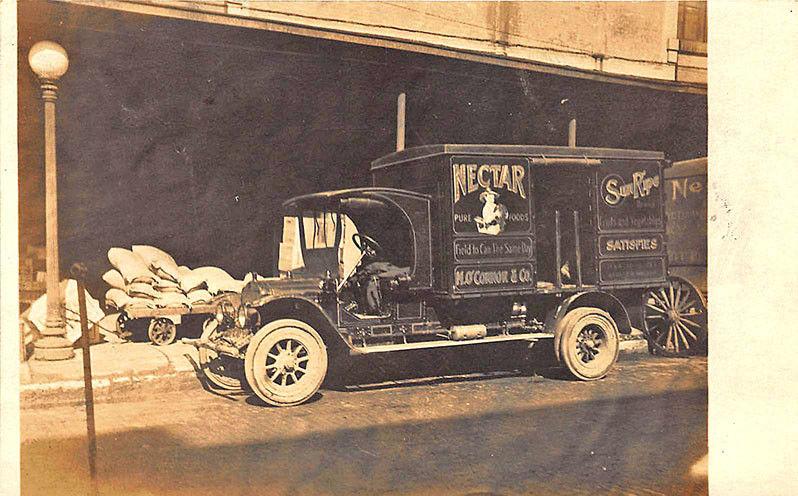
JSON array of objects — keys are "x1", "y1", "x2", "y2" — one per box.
[{"x1": 29, "y1": 41, "x2": 74, "y2": 361}]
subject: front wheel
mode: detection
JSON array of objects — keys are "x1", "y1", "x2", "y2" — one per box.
[
  {"x1": 244, "y1": 319, "x2": 328, "y2": 407},
  {"x1": 557, "y1": 307, "x2": 620, "y2": 381}
]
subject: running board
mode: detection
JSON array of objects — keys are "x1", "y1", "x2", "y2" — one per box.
[{"x1": 349, "y1": 332, "x2": 553, "y2": 355}]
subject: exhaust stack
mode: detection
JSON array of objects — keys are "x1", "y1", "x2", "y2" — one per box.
[
  {"x1": 396, "y1": 92, "x2": 406, "y2": 152},
  {"x1": 568, "y1": 118, "x2": 577, "y2": 147}
]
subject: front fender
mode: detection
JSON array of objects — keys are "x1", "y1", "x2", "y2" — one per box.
[
  {"x1": 548, "y1": 291, "x2": 632, "y2": 363},
  {"x1": 250, "y1": 296, "x2": 352, "y2": 354}
]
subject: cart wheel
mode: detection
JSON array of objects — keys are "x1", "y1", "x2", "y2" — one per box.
[
  {"x1": 244, "y1": 319, "x2": 327, "y2": 407},
  {"x1": 115, "y1": 313, "x2": 132, "y2": 339},
  {"x1": 199, "y1": 318, "x2": 243, "y2": 390},
  {"x1": 148, "y1": 318, "x2": 177, "y2": 346},
  {"x1": 557, "y1": 307, "x2": 620, "y2": 381},
  {"x1": 643, "y1": 276, "x2": 707, "y2": 357}
]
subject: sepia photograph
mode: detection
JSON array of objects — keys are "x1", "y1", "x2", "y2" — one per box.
[{"x1": 1, "y1": 1, "x2": 791, "y2": 495}]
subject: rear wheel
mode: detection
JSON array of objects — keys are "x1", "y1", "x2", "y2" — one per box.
[
  {"x1": 244, "y1": 319, "x2": 328, "y2": 407},
  {"x1": 557, "y1": 307, "x2": 620, "y2": 381},
  {"x1": 643, "y1": 276, "x2": 707, "y2": 357}
]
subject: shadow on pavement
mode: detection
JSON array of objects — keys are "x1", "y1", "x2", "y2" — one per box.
[
  {"x1": 333, "y1": 339, "x2": 559, "y2": 388},
  {"x1": 22, "y1": 388, "x2": 707, "y2": 496}
]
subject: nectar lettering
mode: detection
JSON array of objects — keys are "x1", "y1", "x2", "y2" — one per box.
[{"x1": 453, "y1": 163, "x2": 527, "y2": 204}]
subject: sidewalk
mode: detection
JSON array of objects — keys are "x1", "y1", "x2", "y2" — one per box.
[
  {"x1": 20, "y1": 330, "x2": 649, "y2": 409},
  {"x1": 20, "y1": 341, "x2": 202, "y2": 408}
]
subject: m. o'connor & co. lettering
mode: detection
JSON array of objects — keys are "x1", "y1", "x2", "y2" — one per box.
[
  {"x1": 454, "y1": 265, "x2": 533, "y2": 288},
  {"x1": 453, "y1": 162, "x2": 527, "y2": 203}
]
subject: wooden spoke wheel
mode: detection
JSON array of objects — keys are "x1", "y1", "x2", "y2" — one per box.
[
  {"x1": 244, "y1": 319, "x2": 328, "y2": 407},
  {"x1": 198, "y1": 319, "x2": 244, "y2": 391},
  {"x1": 557, "y1": 307, "x2": 620, "y2": 381},
  {"x1": 148, "y1": 318, "x2": 177, "y2": 346},
  {"x1": 115, "y1": 313, "x2": 132, "y2": 339},
  {"x1": 643, "y1": 276, "x2": 707, "y2": 357}
]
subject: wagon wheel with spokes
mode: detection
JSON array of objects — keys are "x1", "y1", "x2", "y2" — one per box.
[
  {"x1": 643, "y1": 276, "x2": 707, "y2": 357},
  {"x1": 148, "y1": 317, "x2": 177, "y2": 346},
  {"x1": 115, "y1": 312, "x2": 132, "y2": 340}
]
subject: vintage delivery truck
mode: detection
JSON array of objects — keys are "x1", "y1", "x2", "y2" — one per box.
[
  {"x1": 647, "y1": 156, "x2": 708, "y2": 357},
  {"x1": 186, "y1": 144, "x2": 707, "y2": 406}
]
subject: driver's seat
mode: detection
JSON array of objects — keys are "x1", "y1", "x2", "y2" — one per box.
[{"x1": 361, "y1": 261, "x2": 410, "y2": 279}]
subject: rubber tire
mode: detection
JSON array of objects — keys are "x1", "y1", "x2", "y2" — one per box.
[
  {"x1": 244, "y1": 319, "x2": 328, "y2": 407},
  {"x1": 557, "y1": 307, "x2": 620, "y2": 381},
  {"x1": 198, "y1": 319, "x2": 243, "y2": 391}
]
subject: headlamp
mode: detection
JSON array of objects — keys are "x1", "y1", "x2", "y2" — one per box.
[
  {"x1": 237, "y1": 304, "x2": 249, "y2": 328},
  {"x1": 215, "y1": 300, "x2": 236, "y2": 323}
]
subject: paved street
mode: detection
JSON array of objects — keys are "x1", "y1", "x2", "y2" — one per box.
[{"x1": 21, "y1": 353, "x2": 707, "y2": 496}]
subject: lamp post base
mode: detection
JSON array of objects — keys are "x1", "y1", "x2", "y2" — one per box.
[{"x1": 33, "y1": 335, "x2": 75, "y2": 361}]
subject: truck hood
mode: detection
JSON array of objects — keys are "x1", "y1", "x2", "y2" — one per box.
[{"x1": 240, "y1": 276, "x2": 323, "y2": 306}]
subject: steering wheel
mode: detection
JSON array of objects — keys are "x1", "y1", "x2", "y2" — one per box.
[{"x1": 352, "y1": 233, "x2": 382, "y2": 256}]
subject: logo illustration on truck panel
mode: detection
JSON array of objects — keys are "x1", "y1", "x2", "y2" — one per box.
[{"x1": 451, "y1": 157, "x2": 532, "y2": 235}]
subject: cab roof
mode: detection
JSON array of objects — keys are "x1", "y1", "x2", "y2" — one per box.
[
  {"x1": 371, "y1": 144, "x2": 666, "y2": 170},
  {"x1": 283, "y1": 187, "x2": 429, "y2": 212},
  {"x1": 665, "y1": 156, "x2": 706, "y2": 179}
]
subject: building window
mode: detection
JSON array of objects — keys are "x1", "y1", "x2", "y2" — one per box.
[{"x1": 678, "y1": 1, "x2": 707, "y2": 42}]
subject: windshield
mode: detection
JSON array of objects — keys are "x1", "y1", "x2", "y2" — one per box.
[
  {"x1": 278, "y1": 196, "x2": 415, "y2": 280},
  {"x1": 278, "y1": 211, "x2": 360, "y2": 278},
  {"x1": 339, "y1": 197, "x2": 414, "y2": 270}
]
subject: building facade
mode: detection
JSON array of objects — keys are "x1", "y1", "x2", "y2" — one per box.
[{"x1": 17, "y1": 1, "x2": 707, "y2": 298}]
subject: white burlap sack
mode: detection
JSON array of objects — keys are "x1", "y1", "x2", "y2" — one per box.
[
  {"x1": 105, "y1": 288, "x2": 131, "y2": 309},
  {"x1": 157, "y1": 285, "x2": 184, "y2": 294},
  {"x1": 132, "y1": 245, "x2": 180, "y2": 282},
  {"x1": 92, "y1": 313, "x2": 125, "y2": 343},
  {"x1": 187, "y1": 288, "x2": 213, "y2": 304},
  {"x1": 126, "y1": 297, "x2": 157, "y2": 309},
  {"x1": 152, "y1": 263, "x2": 179, "y2": 283},
  {"x1": 102, "y1": 269, "x2": 126, "y2": 289},
  {"x1": 215, "y1": 279, "x2": 246, "y2": 294},
  {"x1": 154, "y1": 277, "x2": 180, "y2": 290},
  {"x1": 127, "y1": 282, "x2": 162, "y2": 299},
  {"x1": 108, "y1": 248, "x2": 157, "y2": 284},
  {"x1": 191, "y1": 266, "x2": 240, "y2": 295},
  {"x1": 28, "y1": 279, "x2": 105, "y2": 343},
  {"x1": 155, "y1": 292, "x2": 190, "y2": 308},
  {"x1": 179, "y1": 271, "x2": 206, "y2": 293}
]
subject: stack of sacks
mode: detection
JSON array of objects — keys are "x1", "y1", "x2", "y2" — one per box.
[
  {"x1": 103, "y1": 245, "x2": 246, "y2": 311},
  {"x1": 23, "y1": 279, "x2": 105, "y2": 345}
]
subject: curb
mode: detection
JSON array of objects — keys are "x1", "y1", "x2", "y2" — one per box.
[
  {"x1": 21, "y1": 336, "x2": 651, "y2": 409},
  {"x1": 619, "y1": 337, "x2": 649, "y2": 354},
  {"x1": 21, "y1": 368, "x2": 200, "y2": 409}
]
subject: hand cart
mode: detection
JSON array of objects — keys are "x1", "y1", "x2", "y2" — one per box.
[{"x1": 114, "y1": 293, "x2": 241, "y2": 346}]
